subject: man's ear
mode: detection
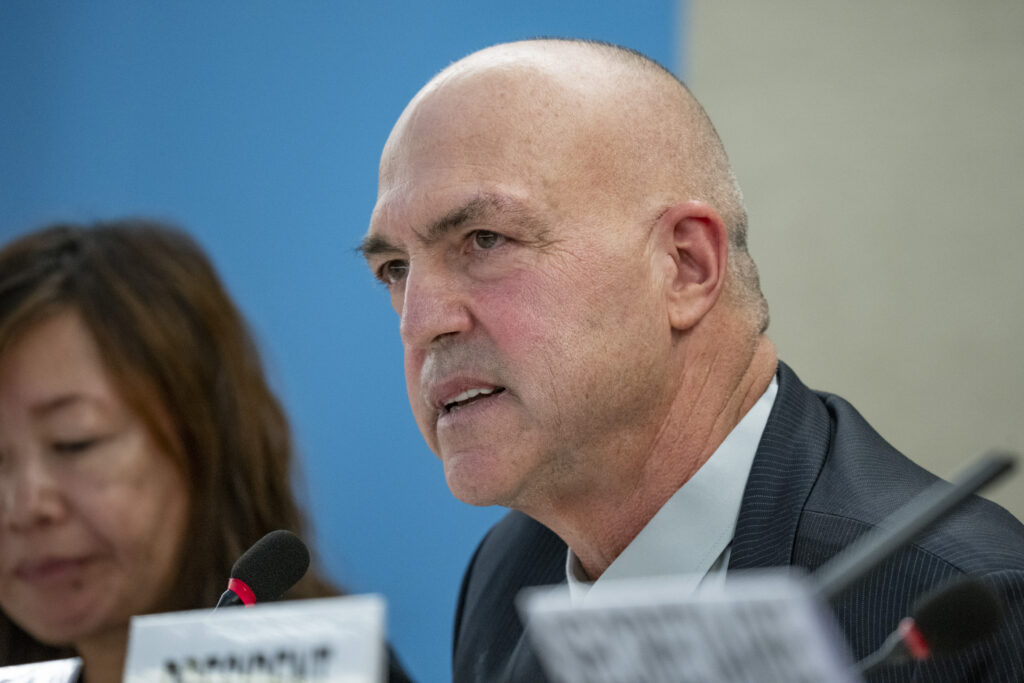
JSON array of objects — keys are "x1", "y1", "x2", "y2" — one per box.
[{"x1": 654, "y1": 201, "x2": 729, "y2": 331}]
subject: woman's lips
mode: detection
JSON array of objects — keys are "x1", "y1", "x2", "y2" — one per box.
[{"x1": 15, "y1": 556, "x2": 93, "y2": 584}]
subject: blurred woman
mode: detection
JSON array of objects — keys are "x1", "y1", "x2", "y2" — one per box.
[{"x1": 0, "y1": 220, "x2": 340, "y2": 681}]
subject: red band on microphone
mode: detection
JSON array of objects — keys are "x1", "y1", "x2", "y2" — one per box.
[
  {"x1": 227, "y1": 577, "x2": 257, "y2": 607},
  {"x1": 898, "y1": 617, "x2": 932, "y2": 661}
]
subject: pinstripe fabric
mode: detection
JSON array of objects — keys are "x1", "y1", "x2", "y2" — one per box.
[
  {"x1": 453, "y1": 510, "x2": 564, "y2": 682},
  {"x1": 452, "y1": 363, "x2": 1024, "y2": 682}
]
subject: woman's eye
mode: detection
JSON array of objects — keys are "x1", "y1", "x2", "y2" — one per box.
[
  {"x1": 52, "y1": 439, "x2": 98, "y2": 455},
  {"x1": 472, "y1": 231, "x2": 506, "y2": 250},
  {"x1": 379, "y1": 260, "x2": 409, "y2": 285}
]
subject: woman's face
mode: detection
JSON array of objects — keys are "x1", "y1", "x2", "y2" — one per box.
[{"x1": 0, "y1": 310, "x2": 190, "y2": 647}]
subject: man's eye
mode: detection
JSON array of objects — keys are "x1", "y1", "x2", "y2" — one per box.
[
  {"x1": 378, "y1": 260, "x2": 409, "y2": 285},
  {"x1": 472, "y1": 231, "x2": 506, "y2": 250}
]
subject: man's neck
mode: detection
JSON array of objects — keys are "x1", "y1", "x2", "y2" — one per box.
[{"x1": 528, "y1": 336, "x2": 778, "y2": 580}]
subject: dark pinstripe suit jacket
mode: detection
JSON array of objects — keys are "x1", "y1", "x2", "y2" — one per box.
[{"x1": 452, "y1": 362, "x2": 1024, "y2": 682}]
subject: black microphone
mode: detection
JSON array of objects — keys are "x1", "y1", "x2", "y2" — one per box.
[
  {"x1": 214, "y1": 529, "x2": 311, "y2": 609},
  {"x1": 856, "y1": 576, "x2": 1003, "y2": 676}
]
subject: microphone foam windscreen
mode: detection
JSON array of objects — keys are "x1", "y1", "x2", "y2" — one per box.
[
  {"x1": 912, "y1": 576, "x2": 1003, "y2": 653},
  {"x1": 230, "y1": 529, "x2": 311, "y2": 602}
]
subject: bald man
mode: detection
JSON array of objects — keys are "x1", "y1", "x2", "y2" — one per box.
[{"x1": 362, "y1": 40, "x2": 1024, "y2": 682}]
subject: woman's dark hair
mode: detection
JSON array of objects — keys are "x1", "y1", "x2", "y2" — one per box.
[{"x1": 0, "y1": 219, "x2": 339, "y2": 663}]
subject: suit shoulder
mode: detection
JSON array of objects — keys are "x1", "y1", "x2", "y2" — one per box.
[
  {"x1": 465, "y1": 511, "x2": 566, "y2": 592},
  {"x1": 453, "y1": 511, "x2": 565, "y2": 682},
  {"x1": 802, "y1": 390, "x2": 1024, "y2": 574}
]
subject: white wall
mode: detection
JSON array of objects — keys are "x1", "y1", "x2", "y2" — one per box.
[{"x1": 686, "y1": 2, "x2": 1024, "y2": 518}]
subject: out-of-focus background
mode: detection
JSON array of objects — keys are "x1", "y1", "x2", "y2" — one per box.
[{"x1": 2, "y1": 2, "x2": 1021, "y2": 680}]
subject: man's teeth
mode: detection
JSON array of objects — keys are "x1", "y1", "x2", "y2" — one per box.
[
  {"x1": 445, "y1": 387, "x2": 502, "y2": 411},
  {"x1": 453, "y1": 387, "x2": 495, "y2": 403}
]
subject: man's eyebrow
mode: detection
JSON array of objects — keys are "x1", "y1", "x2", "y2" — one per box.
[
  {"x1": 422, "y1": 195, "x2": 497, "y2": 244},
  {"x1": 359, "y1": 193, "x2": 544, "y2": 260},
  {"x1": 357, "y1": 234, "x2": 399, "y2": 260}
]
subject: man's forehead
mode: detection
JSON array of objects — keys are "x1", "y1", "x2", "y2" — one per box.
[
  {"x1": 383, "y1": 46, "x2": 602, "y2": 163},
  {"x1": 388, "y1": 77, "x2": 552, "y2": 156},
  {"x1": 377, "y1": 77, "x2": 593, "y2": 224},
  {"x1": 374, "y1": 78, "x2": 568, "y2": 239}
]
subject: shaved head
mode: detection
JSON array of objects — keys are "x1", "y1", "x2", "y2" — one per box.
[
  {"x1": 364, "y1": 38, "x2": 775, "y2": 511},
  {"x1": 376, "y1": 38, "x2": 768, "y2": 332}
]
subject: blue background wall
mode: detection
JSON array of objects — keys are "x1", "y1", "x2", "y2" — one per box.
[{"x1": 0, "y1": 3, "x2": 678, "y2": 679}]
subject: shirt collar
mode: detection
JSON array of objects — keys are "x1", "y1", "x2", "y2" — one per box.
[{"x1": 566, "y1": 376, "x2": 779, "y2": 603}]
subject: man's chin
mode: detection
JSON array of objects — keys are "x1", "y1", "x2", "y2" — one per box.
[{"x1": 442, "y1": 452, "x2": 521, "y2": 508}]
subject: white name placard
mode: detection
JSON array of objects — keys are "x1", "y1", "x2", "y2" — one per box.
[
  {"x1": 0, "y1": 658, "x2": 81, "y2": 683},
  {"x1": 124, "y1": 594, "x2": 385, "y2": 683},
  {"x1": 520, "y1": 571, "x2": 859, "y2": 683}
]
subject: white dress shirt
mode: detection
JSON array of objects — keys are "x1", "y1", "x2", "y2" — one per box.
[{"x1": 566, "y1": 377, "x2": 778, "y2": 603}]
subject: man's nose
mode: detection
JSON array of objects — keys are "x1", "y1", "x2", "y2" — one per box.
[
  {"x1": 399, "y1": 264, "x2": 473, "y2": 349},
  {"x1": 1, "y1": 459, "x2": 66, "y2": 532}
]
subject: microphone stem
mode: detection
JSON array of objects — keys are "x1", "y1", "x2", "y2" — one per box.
[
  {"x1": 813, "y1": 450, "x2": 1015, "y2": 602},
  {"x1": 857, "y1": 629, "x2": 909, "y2": 677},
  {"x1": 214, "y1": 588, "x2": 242, "y2": 610}
]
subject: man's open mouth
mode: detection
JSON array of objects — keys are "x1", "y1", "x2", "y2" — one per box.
[{"x1": 444, "y1": 387, "x2": 506, "y2": 413}]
